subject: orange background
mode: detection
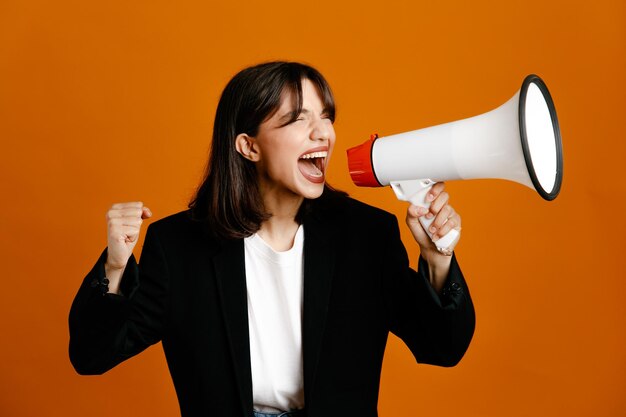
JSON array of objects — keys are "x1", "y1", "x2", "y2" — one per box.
[{"x1": 1, "y1": 0, "x2": 625, "y2": 416}]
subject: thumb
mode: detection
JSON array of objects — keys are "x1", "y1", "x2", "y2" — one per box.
[
  {"x1": 406, "y1": 204, "x2": 430, "y2": 241},
  {"x1": 141, "y1": 206, "x2": 153, "y2": 219},
  {"x1": 406, "y1": 204, "x2": 426, "y2": 219}
]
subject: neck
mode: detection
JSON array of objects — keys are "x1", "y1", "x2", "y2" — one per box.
[{"x1": 257, "y1": 185, "x2": 303, "y2": 252}]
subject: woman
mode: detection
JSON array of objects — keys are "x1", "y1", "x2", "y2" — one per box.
[{"x1": 69, "y1": 61, "x2": 475, "y2": 417}]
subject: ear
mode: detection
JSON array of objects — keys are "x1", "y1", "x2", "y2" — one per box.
[{"x1": 235, "y1": 133, "x2": 260, "y2": 162}]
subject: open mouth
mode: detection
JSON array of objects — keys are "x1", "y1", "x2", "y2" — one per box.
[{"x1": 298, "y1": 149, "x2": 328, "y2": 183}]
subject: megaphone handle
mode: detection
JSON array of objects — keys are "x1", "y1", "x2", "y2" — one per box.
[{"x1": 408, "y1": 183, "x2": 460, "y2": 254}]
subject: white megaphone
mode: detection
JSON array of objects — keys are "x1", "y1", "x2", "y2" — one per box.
[{"x1": 347, "y1": 74, "x2": 563, "y2": 253}]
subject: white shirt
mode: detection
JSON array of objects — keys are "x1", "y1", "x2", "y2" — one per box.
[{"x1": 244, "y1": 225, "x2": 305, "y2": 413}]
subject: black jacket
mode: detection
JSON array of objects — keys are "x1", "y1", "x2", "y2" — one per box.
[{"x1": 69, "y1": 194, "x2": 475, "y2": 417}]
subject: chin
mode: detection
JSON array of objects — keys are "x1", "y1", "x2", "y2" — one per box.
[{"x1": 298, "y1": 183, "x2": 325, "y2": 200}]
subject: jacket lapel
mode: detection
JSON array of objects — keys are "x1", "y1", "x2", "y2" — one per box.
[
  {"x1": 212, "y1": 238, "x2": 253, "y2": 416},
  {"x1": 302, "y1": 211, "x2": 336, "y2": 406},
  {"x1": 209, "y1": 205, "x2": 338, "y2": 413}
]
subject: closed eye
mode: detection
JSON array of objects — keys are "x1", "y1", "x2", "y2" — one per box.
[{"x1": 321, "y1": 109, "x2": 334, "y2": 123}]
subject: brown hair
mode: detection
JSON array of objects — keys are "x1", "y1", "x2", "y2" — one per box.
[{"x1": 189, "y1": 61, "x2": 344, "y2": 239}]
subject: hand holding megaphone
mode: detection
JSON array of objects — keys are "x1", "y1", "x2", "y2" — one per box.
[
  {"x1": 347, "y1": 74, "x2": 563, "y2": 254},
  {"x1": 405, "y1": 180, "x2": 461, "y2": 254},
  {"x1": 406, "y1": 182, "x2": 461, "y2": 256}
]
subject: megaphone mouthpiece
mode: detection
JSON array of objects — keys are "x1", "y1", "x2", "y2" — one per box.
[{"x1": 346, "y1": 133, "x2": 382, "y2": 187}]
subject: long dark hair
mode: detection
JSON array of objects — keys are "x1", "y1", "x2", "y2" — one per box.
[{"x1": 189, "y1": 61, "x2": 345, "y2": 240}]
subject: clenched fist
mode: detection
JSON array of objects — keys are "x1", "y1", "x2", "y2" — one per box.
[{"x1": 104, "y1": 202, "x2": 152, "y2": 294}]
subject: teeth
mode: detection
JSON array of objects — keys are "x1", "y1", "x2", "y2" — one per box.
[{"x1": 300, "y1": 151, "x2": 328, "y2": 159}]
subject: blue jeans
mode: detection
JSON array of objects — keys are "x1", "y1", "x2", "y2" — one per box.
[{"x1": 253, "y1": 410, "x2": 305, "y2": 417}]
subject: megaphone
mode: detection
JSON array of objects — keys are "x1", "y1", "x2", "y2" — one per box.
[{"x1": 347, "y1": 74, "x2": 563, "y2": 253}]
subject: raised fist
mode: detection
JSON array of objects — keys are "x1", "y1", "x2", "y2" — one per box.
[{"x1": 104, "y1": 202, "x2": 152, "y2": 289}]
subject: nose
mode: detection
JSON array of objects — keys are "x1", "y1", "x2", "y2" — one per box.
[{"x1": 310, "y1": 118, "x2": 333, "y2": 142}]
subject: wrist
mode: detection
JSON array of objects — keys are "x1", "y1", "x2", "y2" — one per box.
[
  {"x1": 420, "y1": 250, "x2": 453, "y2": 293},
  {"x1": 104, "y1": 258, "x2": 126, "y2": 272},
  {"x1": 420, "y1": 247, "x2": 451, "y2": 265},
  {"x1": 103, "y1": 263, "x2": 125, "y2": 295}
]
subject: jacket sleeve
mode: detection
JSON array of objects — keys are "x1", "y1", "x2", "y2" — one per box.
[
  {"x1": 69, "y1": 224, "x2": 170, "y2": 375},
  {"x1": 382, "y1": 214, "x2": 475, "y2": 367}
]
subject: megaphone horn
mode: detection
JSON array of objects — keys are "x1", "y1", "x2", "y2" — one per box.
[{"x1": 347, "y1": 74, "x2": 564, "y2": 253}]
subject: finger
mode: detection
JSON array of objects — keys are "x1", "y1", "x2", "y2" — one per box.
[
  {"x1": 108, "y1": 217, "x2": 143, "y2": 227},
  {"x1": 425, "y1": 191, "x2": 449, "y2": 219},
  {"x1": 110, "y1": 202, "x2": 144, "y2": 210},
  {"x1": 425, "y1": 182, "x2": 446, "y2": 204},
  {"x1": 431, "y1": 205, "x2": 454, "y2": 230},
  {"x1": 107, "y1": 207, "x2": 144, "y2": 220},
  {"x1": 433, "y1": 214, "x2": 461, "y2": 241}
]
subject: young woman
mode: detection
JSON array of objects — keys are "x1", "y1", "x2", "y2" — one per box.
[{"x1": 69, "y1": 61, "x2": 475, "y2": 417}]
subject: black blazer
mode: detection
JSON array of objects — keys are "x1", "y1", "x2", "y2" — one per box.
[{"x1": 69, "y1": 194, "x2": 475, "y2": 417}]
